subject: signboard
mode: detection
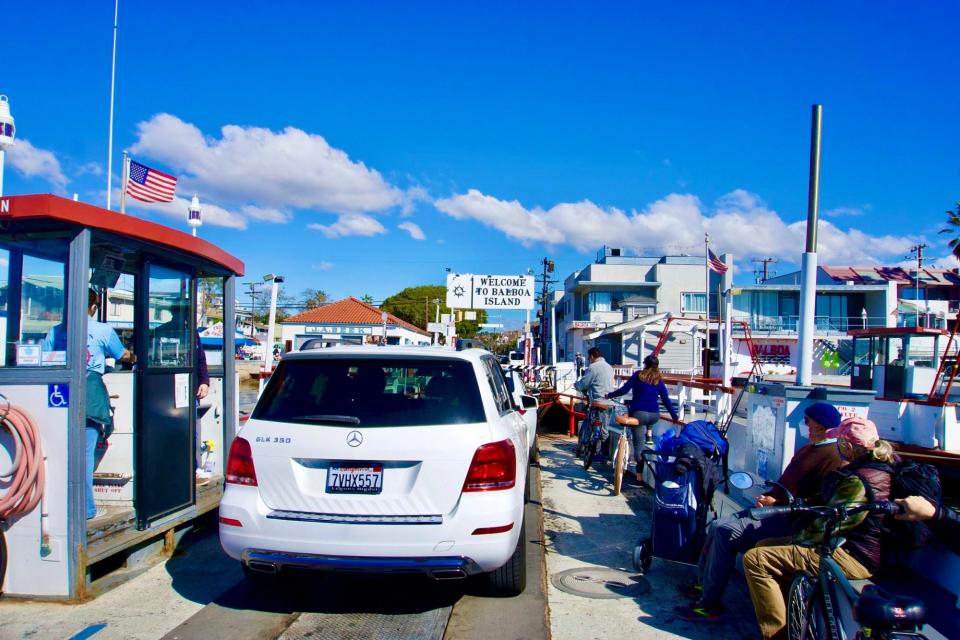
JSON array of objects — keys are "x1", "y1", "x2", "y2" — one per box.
[
  {"x1": 427, "y1": 322, "x2": 444, "y2": 333},
  {"x1": 570, "y1": 321, "x2": 599, "y2": 330},
  {"x1": 446, "y1": 274, "x2": 535, "y2": 310}
]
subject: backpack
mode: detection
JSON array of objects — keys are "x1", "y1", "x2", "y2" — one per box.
[
  {"x1": 678, "y1": 420, "x2": 729, "y2": 458},
  {"x1": 833, "y1": 457, "x2": 942, "y2": 552}
]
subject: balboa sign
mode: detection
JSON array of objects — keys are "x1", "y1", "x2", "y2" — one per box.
[{"x1": 446, "y1": 273, "x2": 535, "y2": 310}]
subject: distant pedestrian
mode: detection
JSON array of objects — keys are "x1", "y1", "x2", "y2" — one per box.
[{"x1": 575, "y1": 352, "x2": 584, "y2": 377}]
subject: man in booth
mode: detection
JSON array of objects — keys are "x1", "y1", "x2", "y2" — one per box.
[{"x1": 84, "y1": 288, "x2": 134, "y2": 519}]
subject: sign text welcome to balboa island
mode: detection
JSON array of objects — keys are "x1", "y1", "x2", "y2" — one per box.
[{"x1": 446, "y1": 273, "x2": 535, "y2": 310}]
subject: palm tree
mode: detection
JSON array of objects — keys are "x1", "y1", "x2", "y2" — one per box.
[{"x1": 939, "y1": 201, "x2": 960, "y2": 259}]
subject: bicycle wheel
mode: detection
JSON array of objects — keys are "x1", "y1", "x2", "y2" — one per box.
[
  {"x1": 612, "y1": 433, "x2": 628, "y2": 495},
  {"x1": 583, "y1": 440, "x2": 595, "y2": 470},
  {"x1": 787, "y1": 570, "x2": 824, "y2": 640}
]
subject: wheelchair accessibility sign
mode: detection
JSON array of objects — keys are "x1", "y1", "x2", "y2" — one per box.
[{"x1": 48, "y1": 384, "x2": 69, "y2": 408}]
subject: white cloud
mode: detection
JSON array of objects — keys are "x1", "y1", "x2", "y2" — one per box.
[
  {"x1": 823, "y1": 206, "x2": 866, "y2": 218},
  {"x1": 6, "y1": 139, "x2": 68, "y2": 190},
  {"x1": 126, "y1": 194, "x2": 247, "y2": 230},
  {"x1": 307, "y1": 213, "x2": 386, "y2": 238},
  {"x1": 130, "y1": 114, "x2": 403, "y2": 220},
  {"x1": 400, "y1": 186, "x2": 431, "y2": 216},
  {"x1": 314, "y1": 261, "x2": 334, "y2": 271},
  {"x1": 240, "y1": 205, "x2": 291, "y2": 223},
  {"x1": 398, "y1": 221, "x2": 426, "y2": 240},
  {"x1": 435, "y1": 187, "x2": 921, "y2": 266}
]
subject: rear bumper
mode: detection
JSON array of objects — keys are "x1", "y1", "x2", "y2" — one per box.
[{"x1": 242, "y1": 549, "x2": 483, "y2": 579}]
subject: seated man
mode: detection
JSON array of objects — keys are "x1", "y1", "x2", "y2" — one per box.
[{"x1": 675, "y1": 402, "x2": 843, "y2": 621}]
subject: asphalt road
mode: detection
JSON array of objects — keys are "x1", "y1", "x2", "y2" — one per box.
[{"x1": 160, "y1": 465, "x2": 548, "y2": 640}]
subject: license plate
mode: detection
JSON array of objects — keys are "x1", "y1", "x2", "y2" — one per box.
[{"x1": 326, "y1": 463, "x2": 384, "y2": 494}]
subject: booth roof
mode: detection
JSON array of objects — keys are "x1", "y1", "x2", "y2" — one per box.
[
  {"x1": 284, "y1": 297, "x2": 430, "y2": 336},
  {"x1": 2, "y1": 194, "x2": 244, "y2": 276}
]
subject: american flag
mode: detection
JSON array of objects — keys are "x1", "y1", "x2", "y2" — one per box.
[
  {"x1": 708, "y1": 248, "x2": 728, "y2": 274},
  {"x1": 126, "y1": 160, "x2": 177, "y2": 203}
]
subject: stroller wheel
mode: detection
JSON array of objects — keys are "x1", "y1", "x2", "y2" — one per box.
[{"x1": 633, "y1": 537, "x2": 652, "y2": 574}]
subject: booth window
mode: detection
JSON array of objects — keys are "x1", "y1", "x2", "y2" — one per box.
[
  {"x1": 0, "y1": 242, "x2": 69, "y2": 368},
  {"x1": 147, "y1": 266, "x2": 192, "y2": 368}
]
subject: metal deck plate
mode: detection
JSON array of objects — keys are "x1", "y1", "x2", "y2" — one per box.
[
  {"x1": 279, "y1": 607, "x2": 452, "y2": 640},
  {"x1": 550, "y1": 567, "x2": 651, "y2": 599}
]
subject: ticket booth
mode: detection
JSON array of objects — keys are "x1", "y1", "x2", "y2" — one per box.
[
  {"x1": 848, "y1": 327, "x2": 947, "y2": 400},
  {"x1": 0, "y1": 195, "x2": 243, "y2": 599}
]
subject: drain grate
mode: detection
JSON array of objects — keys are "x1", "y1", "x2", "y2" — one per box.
[
  {"x1": 551, "y1": 567, "x2": 651, "y2": 599},
  {"x1": 279, "y1": 608, "x2": 451, "y2": 640}
]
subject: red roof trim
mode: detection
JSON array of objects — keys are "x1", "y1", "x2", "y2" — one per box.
[{"x1": 1, "y1": 194, "x2": 244, "y2": 275}]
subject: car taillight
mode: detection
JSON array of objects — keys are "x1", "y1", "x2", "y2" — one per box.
[
  {"x1": 463, "y1": 439, "x2": 516, "y2": 492},
  {"x1": 225, "y1": 437, "x2": 258, "y2": 486},
  {"x1": 516, "y1": 408, "x2": 527, "y2": 416}
]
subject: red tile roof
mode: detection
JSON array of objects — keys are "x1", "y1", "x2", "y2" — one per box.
[
  {"x1": 821, "y1": 266, "x2": 960, "y2": 286},
  {"x1": 283, "y1": 297, "x2": 430, "y2": 336}
]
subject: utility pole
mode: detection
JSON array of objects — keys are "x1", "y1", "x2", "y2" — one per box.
[
  {"x1": 242, "y1": 282, "x2": 262, "y2": 338},
  {"x1": 538, "y1": 257, "x2": 557, "y2": 365},
  {"x1": 907, "y1": 243, "x2": 929, "y2": 328},
  {"x1": 752, "y1": 257, "x2": 779, "y2": 283}
]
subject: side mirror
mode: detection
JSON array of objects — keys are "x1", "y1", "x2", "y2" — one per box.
[
  {"x1": 521, "y1": 394, "x2": 538, "y2": 410},
  {"x1": 728, "y1": 472, "x2": 754, "y2": 490}
]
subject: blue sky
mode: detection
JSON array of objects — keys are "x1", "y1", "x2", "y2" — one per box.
[{"x1": 4, "y1": 2, "x2": 959, "y2": 325}]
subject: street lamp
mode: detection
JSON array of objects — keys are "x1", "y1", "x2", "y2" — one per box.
[
  {"x1": 187, "y1": 195, "x2": 202, "y2": 236},
  {"x1": 433, "y1": 298, "x2": 441, "y2": 345},
  {"x1": 262, "y1": 274, "x2": 284, "y2": 373},
  {"x1": 0, "y1": 95, "x2": 16, "y2": 197}
]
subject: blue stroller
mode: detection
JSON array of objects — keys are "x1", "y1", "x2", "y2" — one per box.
[{"x1": 632, "y1": 422, "x2": 725, "y2": 574}]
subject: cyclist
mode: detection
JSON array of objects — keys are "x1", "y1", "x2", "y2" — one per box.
[
  {"x1": 574, "y1": 346, "x2": 615, "y2": 402},
  {"x1": 742, "y1": 416, "x2": 895, "y2": 640},
  {"x1": 675, "y1": 402, "x2": 843, "y2": 622},
  {"x1": 606, "y1": 355, "x2": 679, "y2": 483}
]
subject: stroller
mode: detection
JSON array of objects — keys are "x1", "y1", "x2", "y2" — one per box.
[{"x1": 632, "y1": 420, "x2": 726, "y2": 574}]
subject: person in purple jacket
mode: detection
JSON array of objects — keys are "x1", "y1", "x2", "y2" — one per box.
[{"x1": 606, "y1": 355, "x2": 679, "y2": 481}]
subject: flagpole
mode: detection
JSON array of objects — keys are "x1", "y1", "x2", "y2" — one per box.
[
  {"x1": 119, "y1": 151, "x2": 129, "y2": 214},
  {"x1": 704, "y1": 233, "x2": 710, "y2": 377},
  {"x1": 106, "y1": 0, "x2": 119, "y2": 210}
]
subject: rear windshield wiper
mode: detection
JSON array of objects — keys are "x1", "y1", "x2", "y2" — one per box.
[{"x1": 291, "y1": 414, "x2": 361, "y2": 425}]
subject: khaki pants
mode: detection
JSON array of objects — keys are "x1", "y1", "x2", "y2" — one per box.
[{"x1": 742, "y1": 540, "x2": 872, "y2": 640}]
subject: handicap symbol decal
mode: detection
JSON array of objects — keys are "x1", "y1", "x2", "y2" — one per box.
[{"x1": 48, "y1": 384, "x2": 69, "y2": 408}]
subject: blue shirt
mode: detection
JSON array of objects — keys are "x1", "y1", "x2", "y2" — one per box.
[
  {"x1": 87, "y1": 318, "x2": 125, "y2": 374},
  {"x1": 607, "y1": 372, "x2": 679, "y2": 422}
]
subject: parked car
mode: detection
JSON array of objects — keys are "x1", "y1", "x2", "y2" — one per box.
[
  {"x1": 219, "y1": 346, "x2": 530, "y2": 595},
  {"x1": 502, "y1": 367, "x2": 539, "y2": 463}
]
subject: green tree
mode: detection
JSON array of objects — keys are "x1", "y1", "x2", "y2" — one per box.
[
  {"x1": 300, "y1": 288, "x2": 329, "y2": 310},
  {"x1": 381, "y1": 285, "x2": 486, "y2": 339},
  {"x1": 940, "y1": 200, "x2": 960, "y2": 259},
  {"x1": 361, "y1": 294, "x2": 375, "y2": 305}
]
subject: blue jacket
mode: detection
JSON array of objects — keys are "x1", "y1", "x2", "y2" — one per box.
[{"x1": 607, "y1": 372, "x2": 679, "y2": 422}]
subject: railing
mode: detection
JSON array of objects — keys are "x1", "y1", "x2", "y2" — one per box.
[{"x1": 733, "y1": 315, "x2": 888, "y2": 334}]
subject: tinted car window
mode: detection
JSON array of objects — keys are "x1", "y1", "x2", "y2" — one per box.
[{"x1": 253, "y1": 358, "x2": 486, "y2": 427}]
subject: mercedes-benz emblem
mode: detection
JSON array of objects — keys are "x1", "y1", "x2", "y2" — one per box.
[{"x1": 346, "y1": 430, "x2": 363, "y2": 447}]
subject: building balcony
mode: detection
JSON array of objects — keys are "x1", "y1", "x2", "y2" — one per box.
[{"x1": 733, "y1": 315, "x2": 889, "y2": 336}]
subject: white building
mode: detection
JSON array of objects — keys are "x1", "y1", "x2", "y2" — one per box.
[
  {"x1": 281, "y1": 297, "x2": 431, "y2": 350},
  {"x1": 553, "y1": 247, "x2": 732, "y2": 370}
]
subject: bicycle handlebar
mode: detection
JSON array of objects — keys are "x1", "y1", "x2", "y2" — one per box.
[{"x1": 748, "y1": 500, "x2": 902, "y2": 522}]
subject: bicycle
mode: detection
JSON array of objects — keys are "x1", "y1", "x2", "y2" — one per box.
[
  {"x1": 738, "y1": 473, "x2": 929, "y2": 640},
  {"x1": 575, "y1": 398, "x2": 614, "y2": 470},
  {"x1": 612, "y1": 410, "x2": 637, "y2": 496}
]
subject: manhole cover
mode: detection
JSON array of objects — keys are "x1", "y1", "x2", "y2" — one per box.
[{"x1": 550, "y1": 567, "x2": 651, "y2": 599}]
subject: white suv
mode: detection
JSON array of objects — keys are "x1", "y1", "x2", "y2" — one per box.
[{"x1": 219, "y1": 346, "x2": 530, "y2": 595}]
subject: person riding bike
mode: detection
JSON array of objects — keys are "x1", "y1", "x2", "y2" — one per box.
[
  {"x1": 573, "y1": 347, "x2": 616, "y2": 456},
  {"x1": 742, "y1": 416, "x2": 895, "y2": 640},
  {"x1": 606, "y1": 355, "x2": 679, "y2": 483},
  {"x1": 675, "y1": 402, "x2": 843, "y2": 622}
]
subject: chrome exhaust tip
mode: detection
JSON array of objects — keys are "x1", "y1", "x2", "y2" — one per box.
[
  {"x1": 247, "y1": 560, "x2": 279, "y2": 574},
  {"x1": 431, "y1": 569, "x2": 466, "y2": 580}
]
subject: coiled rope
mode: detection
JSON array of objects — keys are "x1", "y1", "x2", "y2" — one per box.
[{"x1": 0, "y1": 404, "x2": 45, "y2": 594}]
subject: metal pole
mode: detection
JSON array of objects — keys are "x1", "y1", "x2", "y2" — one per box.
[
  {"x1": 797, "y1": 104, "x2": 823, "y2": 386},
  {"x1": 106, "y1": 0, "x2": 119, "y2": 210},
  {"x1": 704, "y1": 234, "x2": 710, "y2": 376},
  {"x1": 0, "y1": 148, "x2": 5, "y2": 198},
  {"x1": 434, "y1": 299, "x2": 440, "y2": 345},
  {"x1": 550, "y1": 297, "x2": 557, "y2": 365}
]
